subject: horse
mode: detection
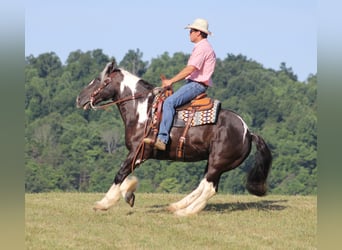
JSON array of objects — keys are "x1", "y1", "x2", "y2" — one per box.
[{"x1": 76, "y1": 61, "x2": 272, "y2": 216}]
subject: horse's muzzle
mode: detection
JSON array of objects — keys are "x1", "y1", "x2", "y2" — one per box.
[{"x1": 76, "y1": 96, "x2": 90, "y2": 110}]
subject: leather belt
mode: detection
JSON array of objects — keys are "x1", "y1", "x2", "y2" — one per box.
[{"x1": 186, "y1": 79, "x2": 208, "y2": 88}]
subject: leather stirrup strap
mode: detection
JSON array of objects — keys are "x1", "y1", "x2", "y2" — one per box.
[{"x1": 176, "y1": 109, "x2": 195, "y2": 160}]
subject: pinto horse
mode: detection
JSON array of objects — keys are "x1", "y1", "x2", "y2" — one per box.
[{"x1": 76, "y1": 61, "x2": 272, "y2": 216}]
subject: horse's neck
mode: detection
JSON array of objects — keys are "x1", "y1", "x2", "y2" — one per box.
[
  {"x1": 117, "y1": 102, "x2": 138, "y2": 126},
  {"x1": 114, "y1": 69, "x2": 154, "y2": 130},
  {"x1": 116, "y1": 84, "x2": 153, "y2": 129}
]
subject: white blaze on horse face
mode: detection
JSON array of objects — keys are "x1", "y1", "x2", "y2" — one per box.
[{"x1": 87, "y1": 79, "x2": 95, "y2": 86}]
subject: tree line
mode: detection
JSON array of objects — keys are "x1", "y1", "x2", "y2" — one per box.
[{"x1": 25, "y1": 48, "x2": 317, "y2": 195}]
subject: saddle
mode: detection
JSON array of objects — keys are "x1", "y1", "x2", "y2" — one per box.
[
  {"x1": 176, "y1": 93, "x2": 213, "y2": 111},
  {"x1": 150, "y1": 88, "x2": 221, "y2": 160}
]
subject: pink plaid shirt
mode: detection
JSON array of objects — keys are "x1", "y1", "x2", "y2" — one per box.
[{"x1": 186, "y1": 39, "x2": 216, "y2": 86}]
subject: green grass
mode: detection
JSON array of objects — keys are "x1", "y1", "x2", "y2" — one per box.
[{"x1": 26, "y1": 193, "x2": 316, "y2": 249}]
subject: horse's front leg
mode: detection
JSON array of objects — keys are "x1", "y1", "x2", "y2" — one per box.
[
  {"x1": 93, "y1": 156, "x2": 138, "y2": 211},
  {"x1": 120, "y1": 175, "x2": 138, "y2": 207},
  {"x1": 93, "y1": 181, "x2": 121, "y2": 211}
]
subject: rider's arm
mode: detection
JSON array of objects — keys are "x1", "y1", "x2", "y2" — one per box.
[{"x1": 162, "y1": 65, "x2": 196, "y2": 88}]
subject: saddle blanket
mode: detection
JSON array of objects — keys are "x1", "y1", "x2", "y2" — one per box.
[{"x1": 173, "y1": 99, "x2": 221, "y2": 127}]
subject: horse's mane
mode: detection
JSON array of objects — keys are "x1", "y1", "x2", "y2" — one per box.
[
  {"x1": 100, "y1": 61, "x2": 155, "y2": 91},
  {"x1": 137, "y1": 78, "x2": 155, "y2": 91},
  {"x1": 120, "y1": 68, "x2": 155, "y2": 91}
]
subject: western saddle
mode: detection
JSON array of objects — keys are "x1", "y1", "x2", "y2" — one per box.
[{"x1": 149, "y1": 87, "x2": 214, "y2": 159}]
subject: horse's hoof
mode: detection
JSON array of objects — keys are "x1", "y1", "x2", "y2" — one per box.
[
  {"x1": 167, "y1": 204, "x2": 178, "y2": 212},
  {"x1": 174, "y1": 209, "x2": 198, "y2": 217},
  {"x1": 125, "y1": 192, "x2": 135, "y2": 207},
  {"x1": 173, "y1": 209, "x2": 188, "y2": 217},
  {"x1": 93, "y1": 202, "x2": 109, "y2": 212}
]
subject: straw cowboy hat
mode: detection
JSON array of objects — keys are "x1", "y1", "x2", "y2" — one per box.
[{"x1": 185, "y1": 18, "x2": 212, "y2": 35}]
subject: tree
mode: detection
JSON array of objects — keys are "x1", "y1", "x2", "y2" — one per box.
[
  {"x1": 279, "y1": 62, "x2": 298, "y2": 81},
  {"x1": 101, "y1": 129, "x2": 121, "y2": 154},
  {"x1": 26, "y1": 52, "x2": 62, "y2": 78},
  {"x1": 143, "y1": 52, "x2": 189, "y2": 85},
  {"x1": 119, "y1": 49, "x2": 148, "y2": 76}
]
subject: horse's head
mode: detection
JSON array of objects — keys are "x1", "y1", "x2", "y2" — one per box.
[{"x1": 76, "y1": 61, "x2": 124, "y2": 110}]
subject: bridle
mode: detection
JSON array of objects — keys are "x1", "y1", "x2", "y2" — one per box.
[
  {"x1": 87, "y1": 71, "x2": 172, "y2": 172},
  {"x1": 89, "y1": 73, "x2": 150, "y2": 110}
]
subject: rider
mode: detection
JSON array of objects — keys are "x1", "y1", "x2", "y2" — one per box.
[{"x1": 144, "y1": 18, "x2": 216, "y2": 150}]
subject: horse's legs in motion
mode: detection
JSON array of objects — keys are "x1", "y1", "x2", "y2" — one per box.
[
  {"x1": 168, "y1": 161, "x2": 219, "y2": 216},
  {"x1": 168, "y1": 178, "x2": 207, "y2": 212},
  {"x1": 93, "y1": 182, "x2": 122, "y2": 211},
  {"x1": 171, "y1": 177, "x2": 217, "y2": 217},
  {"x1": 93, "y1": 157, "x2": 138, "y2": 211},
  {"x1": 168, "y1": 137, "x2": 243, "y2": 216},
  {"x1": 120, "y1": 176, "x2": 138, "y2": 207}
]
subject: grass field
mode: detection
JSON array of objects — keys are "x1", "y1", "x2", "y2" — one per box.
[{"x1": 26, "y1": 193, "x2": 316, "y2": 249}]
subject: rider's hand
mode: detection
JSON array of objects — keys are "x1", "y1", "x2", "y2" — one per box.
[{"x1": 162, "y1": 79, "x2": 173, "y2": 88}]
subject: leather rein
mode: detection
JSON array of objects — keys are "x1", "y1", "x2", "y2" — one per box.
[{"x1": 89, "y1": 76, "x2": 150, "y2": 110}]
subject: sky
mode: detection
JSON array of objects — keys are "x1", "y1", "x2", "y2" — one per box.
[{"x1": 25, "y1": 0, "x2": 317, "y2": 82}]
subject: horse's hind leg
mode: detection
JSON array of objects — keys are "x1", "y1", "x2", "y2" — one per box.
[
  {"x1": 173, "y1": 178, "x2": 216, "y2": 217},
  {"x1": 167, "y1": 178, "x2": 206, "y2": 212}
]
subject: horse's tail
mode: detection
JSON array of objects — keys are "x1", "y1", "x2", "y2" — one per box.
[{"x1": 246, "y1": 133, "x2": 272, "y2": 196}]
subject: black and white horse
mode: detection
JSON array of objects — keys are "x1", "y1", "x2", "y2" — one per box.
[{"x1": 76, "y1": 62, "x2": 272, "y2": 216}]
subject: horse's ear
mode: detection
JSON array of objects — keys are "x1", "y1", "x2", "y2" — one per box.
[
  {"x1": 107, "y1": 60, "x2": 117, "y2": 74},
  {"x1": 160, "y1": 74, "x2": 166, "y2": 80},
  {"x1": 111, "y1": 60, "x2": 116, "y2": 70}
]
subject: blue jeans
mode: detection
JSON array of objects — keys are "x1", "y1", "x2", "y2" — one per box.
[{"x1": 158, "y1": 81, "x2": 207, "y2": 144}]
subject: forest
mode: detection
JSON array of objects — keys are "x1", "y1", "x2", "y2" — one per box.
[{"x1": 25, "y1": 48, "x2": 317, "y2": 195}]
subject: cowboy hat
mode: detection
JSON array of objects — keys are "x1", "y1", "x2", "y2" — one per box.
[{"x1": 185, "y1": 18, "x2": 212, "y2": 35}]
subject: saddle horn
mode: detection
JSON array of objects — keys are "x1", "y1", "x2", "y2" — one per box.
[{"x1": 159, "y1": 74, "x2": 173, "y2": 95}]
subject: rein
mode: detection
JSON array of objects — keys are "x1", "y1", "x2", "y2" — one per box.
[
  {"x1": 90, "y1": 92, "x2": 148, "y2": 110},
  {"x1": 89, "y1": 76, "x2": 150, "y2": 110},
  {"x1": 88, "y1": 70, "x2": 171, "y2": 172}
]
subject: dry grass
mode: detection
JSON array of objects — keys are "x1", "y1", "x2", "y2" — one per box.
[{"x1": 26, "y1": 193, "x2": 316, "y2": 249}]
